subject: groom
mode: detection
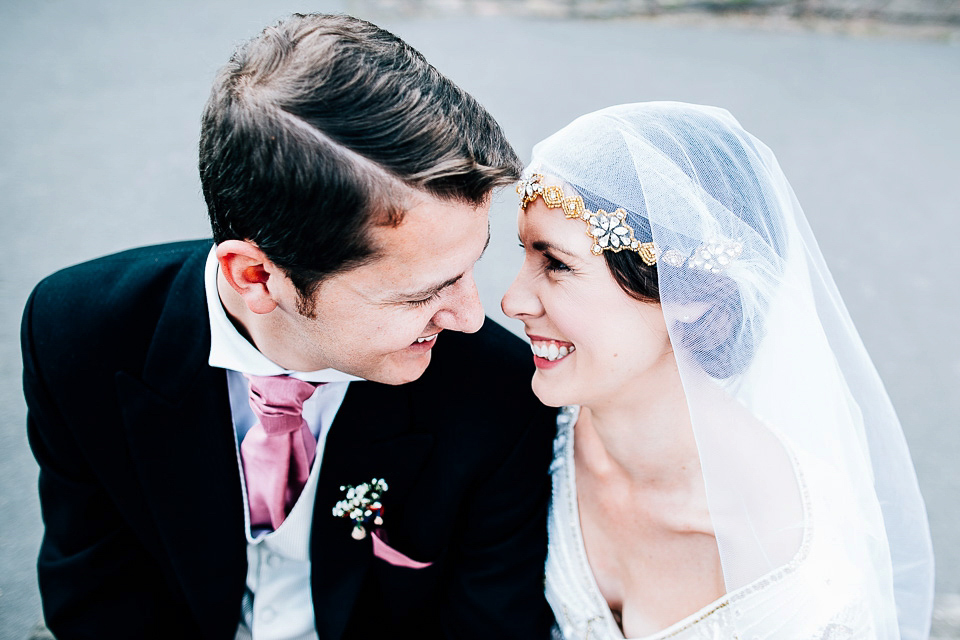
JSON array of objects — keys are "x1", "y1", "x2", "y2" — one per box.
[{"x1": 22, "y1": 14, "x2": 554, "y2": 640}]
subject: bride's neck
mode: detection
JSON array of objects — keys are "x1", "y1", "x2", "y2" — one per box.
[{"x1": 577, "y1": 357, "x2": 701, "y2": 488}]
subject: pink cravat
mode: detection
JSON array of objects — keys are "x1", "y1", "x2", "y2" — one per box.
[{"x1": 240, "y1": 374, "x2": 322, "y2": 530}]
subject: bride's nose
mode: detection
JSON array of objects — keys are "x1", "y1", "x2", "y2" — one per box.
[{"x1": 501, "y1": 269, "x2": 541, "y2": 320}]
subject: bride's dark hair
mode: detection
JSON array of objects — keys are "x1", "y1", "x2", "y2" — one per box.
[{"x1": 605, "y1": 251, "x2": 748, "y2": 379}]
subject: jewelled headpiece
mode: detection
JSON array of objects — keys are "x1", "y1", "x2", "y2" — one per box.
[
  {"x1": 517, "y1": 173, "x2": 658, "y2": 264},
  {"x1": 516, "y1": 173, "x2": 743, "y2": 273}
]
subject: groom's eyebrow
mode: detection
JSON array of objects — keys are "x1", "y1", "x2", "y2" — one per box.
[{"x1": 387, "y1": 227, "x2": 491, "y2": 302}]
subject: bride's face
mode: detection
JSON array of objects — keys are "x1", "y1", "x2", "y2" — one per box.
[{"x1": 502, "y1": 197, "x2": 673, "y2": 409}]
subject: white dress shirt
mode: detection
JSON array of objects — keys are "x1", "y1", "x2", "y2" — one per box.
[{"x1": 203, "y1": 247, "x2": 362, "y2": 639}]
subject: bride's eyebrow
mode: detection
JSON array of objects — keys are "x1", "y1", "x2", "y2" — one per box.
[{"x1": 531, "y1": 239, "x2": 577, "y2": 258}]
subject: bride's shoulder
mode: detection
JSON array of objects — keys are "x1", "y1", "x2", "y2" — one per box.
[{"x1": 708, "y1": 402, "x2": 808, "y2": 571}]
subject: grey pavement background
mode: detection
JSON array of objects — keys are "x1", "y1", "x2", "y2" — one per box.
[
  {"x1": 363, "y1": 0, "x2": 960, "y2": 23},
  {"x1": 2, "y1": 1, "x2": 958, "y2": 638}
]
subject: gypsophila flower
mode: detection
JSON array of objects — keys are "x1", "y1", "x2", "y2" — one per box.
[{"x1": 333, "y1": 478, "x2": 388, "y2": 540}]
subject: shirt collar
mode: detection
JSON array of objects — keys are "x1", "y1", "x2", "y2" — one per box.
[{"x1": 204, "y1": 247, "x2": 363, "y2": 383}]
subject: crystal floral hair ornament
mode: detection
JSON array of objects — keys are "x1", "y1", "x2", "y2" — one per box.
[{"x1": 517, "y1": 173, "x2": 743, "y2": 273}]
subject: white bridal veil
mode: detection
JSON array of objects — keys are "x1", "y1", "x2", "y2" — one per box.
[{"x1": 529, "y1": 103, "x2": 934, "y2": 639}]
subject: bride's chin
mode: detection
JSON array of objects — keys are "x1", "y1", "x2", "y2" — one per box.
[{"x1": 531, "y1": 375, "x2": 569, "y2": 409}]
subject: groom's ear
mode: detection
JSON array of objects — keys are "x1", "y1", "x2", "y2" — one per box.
[{"x1": 216, "y1": 240, "x2": 282, "y2": 315}]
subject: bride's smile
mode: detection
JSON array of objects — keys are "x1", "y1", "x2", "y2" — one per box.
[{"x1": 527, "y1": 335, "x2": 576, "y2": 365}]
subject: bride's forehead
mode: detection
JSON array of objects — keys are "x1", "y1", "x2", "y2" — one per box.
[
  {"x1": 519, "y1": 202, "x2": 595, "y2": 254},
  {"x1": 518, "y1": 200, "x2": 569, "y2": 231}
]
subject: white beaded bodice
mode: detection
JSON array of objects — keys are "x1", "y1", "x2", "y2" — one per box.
[{"x1": 545, "y1": 406, "x2": 873, "y2": 640}]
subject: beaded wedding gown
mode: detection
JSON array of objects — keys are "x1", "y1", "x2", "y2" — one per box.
[{"x1": 545, "y1": 407, "x2": 873, "y2": 640}]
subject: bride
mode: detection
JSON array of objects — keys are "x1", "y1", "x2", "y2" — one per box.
[{"x1": 501, "y1": 103, "x2": 934, "y2": 639}]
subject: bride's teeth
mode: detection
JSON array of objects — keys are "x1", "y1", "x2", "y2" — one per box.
[
  {"x1": 416, "y1": 334, "x2": 437, "y2": 343},
  {"x1": 530, "y1": 341, "x2": 575, "y2": 361}
]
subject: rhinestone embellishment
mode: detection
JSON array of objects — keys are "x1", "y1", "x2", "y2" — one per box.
[
  {"x1": 587, "y1": 208, "x2": 636, "y2": 255},
  {"x1": 686, "y1": 238, "x2": 744, "y2": 274}
]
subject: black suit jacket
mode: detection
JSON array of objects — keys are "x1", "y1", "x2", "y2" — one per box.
[{"x1": 22, "y1": 240, "x2": 556, "y2": 640}]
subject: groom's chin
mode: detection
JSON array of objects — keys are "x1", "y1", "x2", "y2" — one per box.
[{"x1": 368, "y1": 350, "x2": 434, "y2": 386}]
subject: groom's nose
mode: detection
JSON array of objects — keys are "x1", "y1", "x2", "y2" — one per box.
[{"x1": 432, "y1": 273, "x2": 485, "y2": 334}]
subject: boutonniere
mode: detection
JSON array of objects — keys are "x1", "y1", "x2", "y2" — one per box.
[{"x1": 332, "y1": 478, "x2": 388, "y2": 540}]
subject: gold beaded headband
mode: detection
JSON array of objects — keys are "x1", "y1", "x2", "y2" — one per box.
[
  {"x1": 516, "y1": 173, "x2": 659, "y2": 265},
  {"x1": 516, "y1": 173, "x2": 744, "y2": 273}
]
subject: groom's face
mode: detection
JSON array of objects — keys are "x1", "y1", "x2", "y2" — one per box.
[{"x1": 268, "y1": 193, "x2": 490, "y2": 384}]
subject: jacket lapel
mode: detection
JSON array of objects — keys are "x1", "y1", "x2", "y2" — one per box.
[
  {"x1": 311, "y1": 380, "x2": 434, "y2": 640},
  {"x1": 116, "y1": 244, "x2": 247, "y2": 637}
]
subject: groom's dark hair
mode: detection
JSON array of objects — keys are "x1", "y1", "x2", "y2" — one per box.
[{"x1": 199, "y1": 13, "x2": 521, "y2": 308}]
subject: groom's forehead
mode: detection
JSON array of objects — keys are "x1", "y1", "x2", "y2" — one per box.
[
  {"x1": 336, "y1": 200, "x2": 491, "y2": 300},
  {"x1": 370, "y1": 193, "x2": 490, "y2": 257}
]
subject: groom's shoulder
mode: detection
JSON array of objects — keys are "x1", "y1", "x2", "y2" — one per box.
[
  {"x1": 35, "y1": 240, "x2": 210, "y2": 291},
  {"x1": 434, "y1": 318, "x2": 530, "y2": 374},
  {"x1": 28, "y1": 240, "x2": 209, "y2": 308},
  {"x1": 23, "y1": 240, "x2": 211, "y2": 361},
  {"x1": 408, "y1": 318, "x2": 554, "y2": 465},
  {"x1": 417, "y1": 318, "x2": 544, "y2": 410}
]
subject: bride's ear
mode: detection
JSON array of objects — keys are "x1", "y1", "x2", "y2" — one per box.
[{"x1": 216, "y1": 240, "x2": 281, "y2": 315}]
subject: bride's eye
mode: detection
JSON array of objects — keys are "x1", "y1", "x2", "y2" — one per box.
[{"x1": 545, "y1": 254, "x2": 571, "y2": 273}]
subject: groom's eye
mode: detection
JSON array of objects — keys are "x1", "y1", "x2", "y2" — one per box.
[{"x1": 407, "y1": 293, "x2": 439, "y2": 308}]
